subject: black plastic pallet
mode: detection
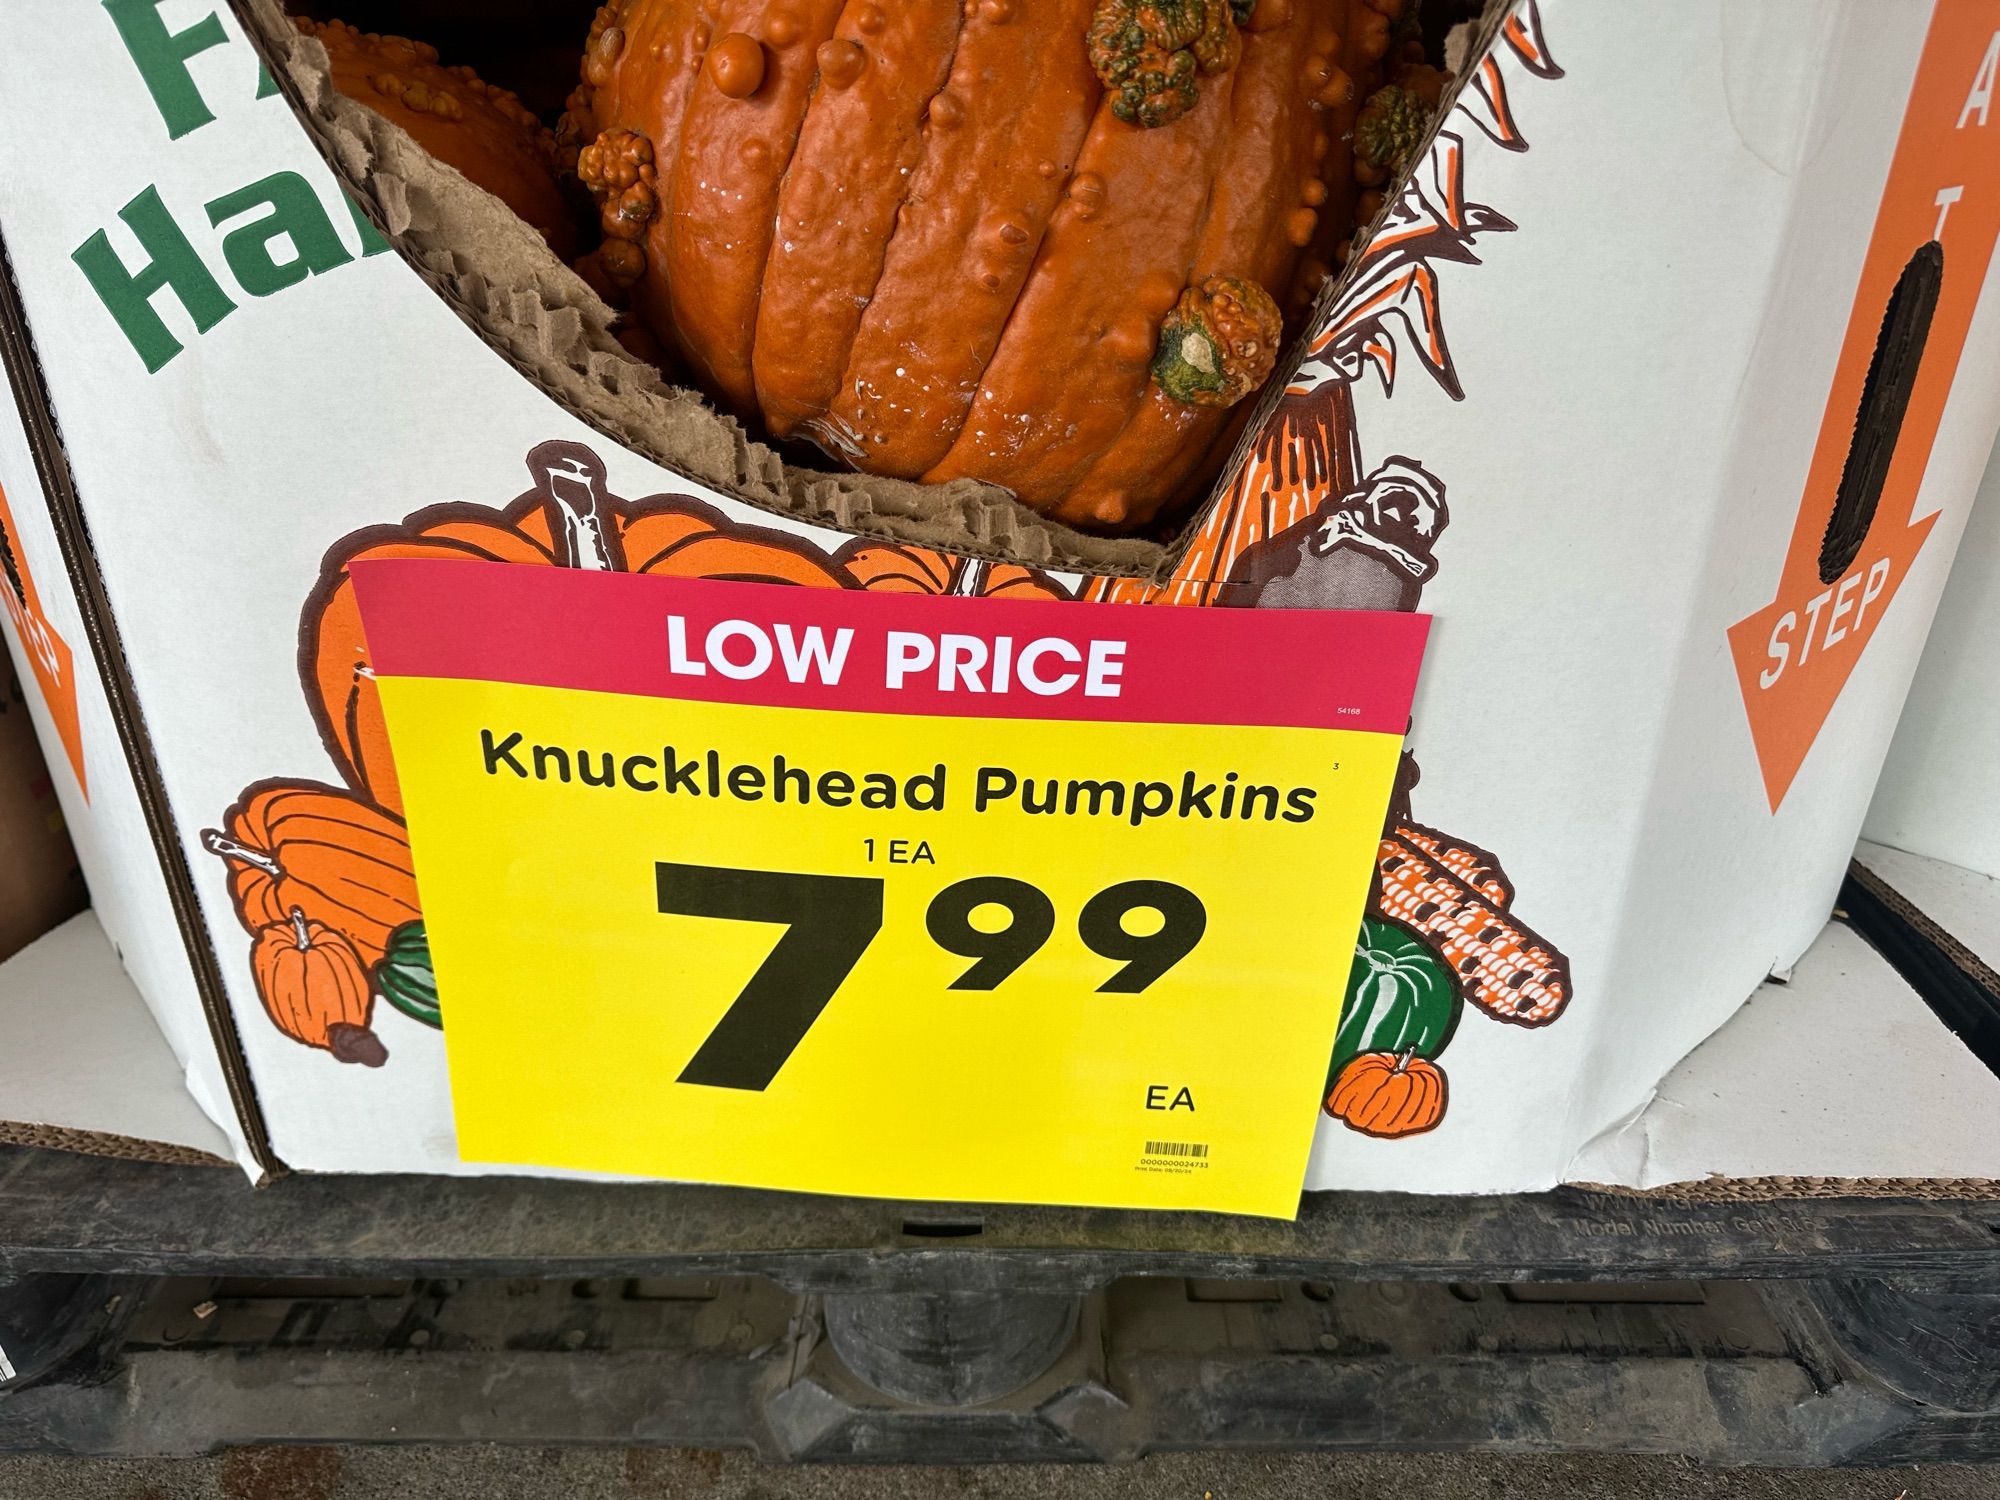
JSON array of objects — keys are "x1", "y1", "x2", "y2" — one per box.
[{"x1": 0, "y1": 1142, "x2": 1997, "y2": 1464}]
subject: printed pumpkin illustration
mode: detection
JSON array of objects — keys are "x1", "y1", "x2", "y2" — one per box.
[
  {"x1": 224, "y1": 440, "x2": 1070, "y2": 1064},
  {"x1": 203, "y1": 781, "x2": 420, "y2": 965},
  {"x1": 563, "y1": 0, "x2": 1416, "y2": 531},
  {"x1": 834, "y1": 540, "x2": 958, "y2": 595},
  {"x1": 251, "y1": 908, "x2": 384, "y2": 1067},
  {"x1": 305, "y1": 440, "x2": 856, "y2": 815},
  {"x1": 831, "y1": 540, "x2": 1074, "y2": 603},
  {"x1": 1327, "y1": 1051, "x2": 1447, "y2": 1138}
]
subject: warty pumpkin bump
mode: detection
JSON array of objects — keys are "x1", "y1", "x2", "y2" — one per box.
[{"x1": 567, "y1": 0, "x2": 1409, "y2": 532}]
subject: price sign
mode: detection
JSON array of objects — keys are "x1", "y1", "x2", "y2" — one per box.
[{"x1": 353, "y1": 558, "x2": 1428, "y2": 1216}]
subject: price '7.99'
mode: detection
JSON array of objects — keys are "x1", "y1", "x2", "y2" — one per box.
[{"x1": 658, "y1": 863, "x2": 1207, "y2": 1093}]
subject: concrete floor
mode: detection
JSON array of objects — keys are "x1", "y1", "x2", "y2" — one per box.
[{"x1": 0, "y1": 1450, "x2": 1995, "y2": 1499}]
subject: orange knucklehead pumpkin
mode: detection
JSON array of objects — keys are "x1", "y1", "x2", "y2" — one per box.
[
  {"x1": 565, "y1": 0, "x2": 1412, "y2": 532},
  {"x1": 204, "y1": 782, "x2": 421, "y2": 966},
  {"x1": 251, "y1": 907, "x2": 386, "y2": 1066},
  {"x1": 299, "y1": 17, "x2": 580, "y2": 258},
  {"x1": 304, "y1": 440, "x2": 854, "y2": 815},
  {"x1": 1326, "y1": 1050, "x2": 1446, "y2": 1138}
]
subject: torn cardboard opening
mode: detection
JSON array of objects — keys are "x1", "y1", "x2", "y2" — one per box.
[{"x1": 233, "y1": 0, "x2": 1472, "y2": 582}]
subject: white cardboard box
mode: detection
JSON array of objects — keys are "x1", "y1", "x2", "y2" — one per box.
[
  {"x1": 0, "y1": 0, "x2": 1996, "y2": 1196},
  {"x1": 1867, "y1": 437, "x2": 2000, "y2": 877},
  {"x1": 1567, "y1": 913, "x2": 2000, "y2": 1191}
]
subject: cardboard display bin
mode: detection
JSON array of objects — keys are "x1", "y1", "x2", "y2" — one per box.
[{"x1": 0, "y1": 0, "x2": 1996, "y2": 1199}]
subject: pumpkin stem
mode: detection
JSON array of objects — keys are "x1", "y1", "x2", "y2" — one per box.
[
  {"x1": 948, "y1": 559, "x2": 989, "y2": 598},
  {"x1": 288, "y1": 906, "x2": 313, "y2": 950},
  {"x1": 327, "y1": 1022, "x2": 389, "y2": 1068},
  {"x1": 1393, "y1": 1048, "x2": 1416, "y2": 1074},
  {"x1": 526, "y1": 439, "x2": 625, "y2": 573},
  {"x1": 202, "y1": 828, "x2": 283, "y2": 879}
]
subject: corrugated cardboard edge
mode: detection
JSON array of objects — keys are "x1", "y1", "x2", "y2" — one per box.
[
  {"x1": 0, "y1": 1120, "x2": 229, "y2": 1169},
  {"x1": 1849, "y1": 856, "x2": 2000, "y2": 997},
  {"x1": 1842, "y1": 855, "x2": 2000, "y2": 1085},
  {"x1": 0, "y1": 238, "x2": 278, "y2": 1180},
  {"x1": 232, "y1": 0, "x2": 1167, "y2": 578},
  {"x1": 1570, "y1": 1175, "x2": 2000, "y2": 1203}
]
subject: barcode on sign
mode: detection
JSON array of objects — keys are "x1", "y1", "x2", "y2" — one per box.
[{"x1": 1145, "y1": 1140, "x2": 1209, "y2": 1158}]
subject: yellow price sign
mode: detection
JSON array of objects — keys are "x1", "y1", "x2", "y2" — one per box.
[{"x1": 354, "y1": 560, "x2": 1428, "y2": 1217}]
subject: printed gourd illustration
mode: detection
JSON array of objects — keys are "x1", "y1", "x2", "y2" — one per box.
[{"x1": 205, "y1": 0, "x2": 1571, "y2": 1142}]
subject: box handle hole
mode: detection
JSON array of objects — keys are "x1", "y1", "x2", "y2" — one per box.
[
  {"x1": 900, "y1": 1218, "x2": 985, "y2": 1239},
  {"x1": 1819, "y1": 240, "x2": 1943, "y2": 585}
]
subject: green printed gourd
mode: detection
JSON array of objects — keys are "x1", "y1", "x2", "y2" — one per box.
[
  {"x1": 1327, "y1": 920, "x2": 1460, "y2": 1087},
  {"x1": 375, "y1": 920, "x2": 442, "y2": 1029}
]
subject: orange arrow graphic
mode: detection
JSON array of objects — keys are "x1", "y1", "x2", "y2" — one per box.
[
  {"x1": 0, "y1": 480, "x2": 84, "y2": 798},
  {"x1": 1729, "y1": 0, "x2": 2000, "y2": 812}
]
